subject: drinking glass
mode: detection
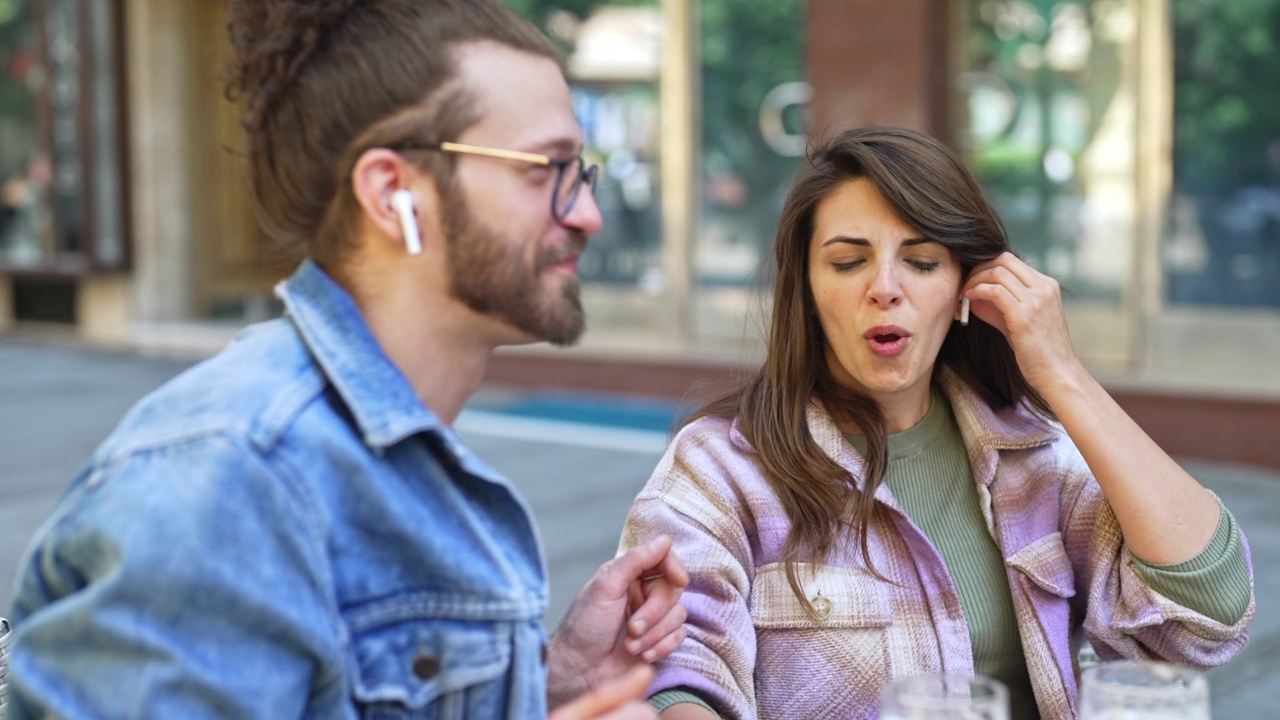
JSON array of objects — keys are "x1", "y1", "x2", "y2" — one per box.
[
  {"x1": 880, "y1": 673, "x2": 1010, "y2": 720},
  {"x1": 1078, "y1": 660, "x2": 1209, "y2": 719},
  {"x1": 0, "y1": 616, "x2": 10, "y2": 718}
]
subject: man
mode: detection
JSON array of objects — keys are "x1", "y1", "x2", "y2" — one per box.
[{"x1": 6, "y1": 1, "x2": 685, "y2": 718}]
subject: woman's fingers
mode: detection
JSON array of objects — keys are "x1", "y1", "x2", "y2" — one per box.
[
  {"x1": 962, "y1": 252, "x2": 1082, "y2": 391},
  {"x1": 963, "y1": 253, "x2": 1064, "y2": 333}
]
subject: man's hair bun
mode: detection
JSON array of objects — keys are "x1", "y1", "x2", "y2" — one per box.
[
  {"x1": 224, "y1": 0, "x2": 358, "y2": 132},
  {"x1": 219, "y1": 0, "x2": 559, "y2": 264}
]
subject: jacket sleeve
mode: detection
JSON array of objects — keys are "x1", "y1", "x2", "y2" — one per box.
[
  {"x1": 618, "y1": 421, "x2": 757, "y2": 720},
  {"x1": 8, "y1": 436, "x2": 346, "y2": 720},
  {"x1": 1058, "y1": 443, "x2": 1255, "y2": 669}
]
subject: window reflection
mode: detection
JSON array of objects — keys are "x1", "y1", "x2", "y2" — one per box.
[
  {"x1": 963, "y1": 0, "x2": 1134, "y2": 301},
  {"x1": 48, "y1": 0, "x2": 83, "y2": 258},
  {"x1": 696, "y1": 0, "x2": 805, "y2": 290},
  {"x1": 0, "y1": 0, "x2": 51, "y2": 267},
  {"x1": 1167, "y1": 0, "x2": 1280, "y2": 307},
  {"x1": 0, "y1": 0, "x2": 125, "y2": 272},
  {"x1": 506, "y1": 1, "x2": 665, "y2": 290}
]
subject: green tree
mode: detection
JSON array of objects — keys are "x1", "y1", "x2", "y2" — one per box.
[{"x1": 1173, "y1": 0, "x2": 1280, "y2": 199}]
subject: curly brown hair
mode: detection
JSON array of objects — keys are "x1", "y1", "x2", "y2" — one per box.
[{"x1": 223, "y1": 0, "x2": 558, "y2": 266}]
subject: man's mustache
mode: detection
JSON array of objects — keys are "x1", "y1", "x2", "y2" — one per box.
[{"x1": 537, "y1": 231, "x2": 588, "y2": 270}]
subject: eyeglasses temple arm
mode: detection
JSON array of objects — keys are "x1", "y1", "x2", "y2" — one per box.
[{"x1": 439, "y1": 142, "x2": 551, "y2": 166}]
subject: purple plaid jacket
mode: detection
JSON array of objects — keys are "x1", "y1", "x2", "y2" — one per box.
[{"x1": 620, "y1": 369, "x2": 1254, "y2": 719}]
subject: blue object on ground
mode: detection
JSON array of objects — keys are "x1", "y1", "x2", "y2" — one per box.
[{"x1": 472, "y1": 393, "x2": 680, "y2": 433}]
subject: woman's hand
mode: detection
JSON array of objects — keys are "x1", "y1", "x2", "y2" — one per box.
[
  {"x1": 964, "y1": 254, "x2": 1221, "y2": 564},
  {"x1": 961, "y1": 251, "x2": 1085, "y2": 394}
]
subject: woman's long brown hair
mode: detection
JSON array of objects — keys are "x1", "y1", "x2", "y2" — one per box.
[{"x1": 694, "y1": 126, "x2": 1055, "y2": 613}]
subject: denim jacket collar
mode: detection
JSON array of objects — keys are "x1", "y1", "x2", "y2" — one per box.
[{"x1": 275, "y1": 259, "x2": 442, "y2": 449}]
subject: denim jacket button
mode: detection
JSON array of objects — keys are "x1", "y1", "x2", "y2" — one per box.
[{"x1": 412, "y1": 654, "x2": 441, "y2": 680}]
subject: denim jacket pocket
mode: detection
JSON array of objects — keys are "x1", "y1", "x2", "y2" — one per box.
[
  {"x1": 749, "y1": 562, "x2": 893, "y2": 629},
  {"x1": 345, "y1": 610, "x2": 512, "y2": 720},
  {"x1": 1007, "y1": 531, "x2": 1077, "y2": 599}
]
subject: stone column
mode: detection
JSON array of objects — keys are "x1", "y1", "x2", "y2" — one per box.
[
  {"x1": 0, "y1": 275, "x2": 12, "y2": 332},
  {"x1": 806, "y1": 0, "x2": 952, "y2": 140},
  {"x1": 122, "y1": 0, "x2": 197, "y2": 325}
]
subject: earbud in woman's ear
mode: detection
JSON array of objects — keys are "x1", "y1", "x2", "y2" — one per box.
[
  {"x1": 958, "y1": 296, "x2": 970, "y2": 326},
  {"x1": 390, "y1": 189, "x2": 422, "y2": 256}
]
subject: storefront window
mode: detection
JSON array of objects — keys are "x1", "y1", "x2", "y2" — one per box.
[
  {"x1": 962, "y1": 0, "x2": 1138, "y2": 301},
  {"x1": 506, "y1": 0, "x2": 664, "y2": 290},
  {"x1": 0, "y1": 0, "x2": 47, "y2": 267},
  {"x1": 1167, "y1": 0, "x2": 1280, "y2": 307},
  {"x1": 695, "y1": 0, "x2": 805, "y2": 290},
  {"x1": 0, "y1": 0, "x2": 126, "y2": 274}
]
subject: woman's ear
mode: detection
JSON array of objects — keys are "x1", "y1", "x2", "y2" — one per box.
[{"x1": 349, "y1": 148, "x2": 441, "y2": 256}]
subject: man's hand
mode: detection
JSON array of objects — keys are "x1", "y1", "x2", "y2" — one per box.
[
  {"x1": 547, "y1": 665, "x2": 658, "y2": 720},
  {"x1": 546, "y1": 535, "x2": 689, "y2": 709}
]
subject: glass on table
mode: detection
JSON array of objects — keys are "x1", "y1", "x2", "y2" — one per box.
[
  {"x1": 1078, "y1": 660, "x2": 1209, "y2": 720},
  {"x1": 880, "y1": 673, "x2": 1010, "y2": 720}
]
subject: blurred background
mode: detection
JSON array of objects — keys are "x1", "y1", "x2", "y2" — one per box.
[
  {"x1": 0, "y1": 0, "x2": 1277, "y2": 463},
  {"x1": 0, "y1": 0, "x2": 1278, "y2": 711}
]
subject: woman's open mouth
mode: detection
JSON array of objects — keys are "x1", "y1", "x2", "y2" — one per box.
[{"x1": 864, "y1": 325, "x2": 910, "y2": 358}]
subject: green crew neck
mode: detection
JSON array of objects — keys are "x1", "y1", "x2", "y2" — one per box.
[{"x1": 844, "y1": 387, "x2": 951, "y2": 462}]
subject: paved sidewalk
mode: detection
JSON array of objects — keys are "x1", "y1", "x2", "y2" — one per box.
[{"x1": 0, "y1": 338, "x2": 1275, "y2": 715}]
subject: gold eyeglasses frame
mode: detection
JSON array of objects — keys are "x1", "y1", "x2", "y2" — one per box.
[{"x1": 388, "y1": 141, "x2": 599, "y2": 222}]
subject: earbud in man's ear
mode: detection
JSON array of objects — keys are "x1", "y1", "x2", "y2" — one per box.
[{"x1": 390, "y1": 189, "x2": 422, "y2": 256}]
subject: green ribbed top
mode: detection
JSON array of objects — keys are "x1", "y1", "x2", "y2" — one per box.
[
  {"x1": 849, "y1": 389, "x2": 1037, "y2": 719},
  {"x1": 1130, "y1": 499, "x2": 1251, "y2": 624}
]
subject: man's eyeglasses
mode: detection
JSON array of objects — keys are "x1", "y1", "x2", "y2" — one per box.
[{"x1": 390, "y1": 141, "x2": 599, "y2": 223}]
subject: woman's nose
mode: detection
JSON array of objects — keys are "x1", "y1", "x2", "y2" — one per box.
[{"x1": 867, "y1": 263, "x2": 904, "y2": 307}]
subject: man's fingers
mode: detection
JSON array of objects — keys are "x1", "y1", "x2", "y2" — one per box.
[
  {"x1": 624, "y1": 594, "x2": 687, "y2": 655},
  {"x1": 623, "y1": 545, "x2": 687, "y2": 637},
  {"x1": 597, "y1": 536, "x2": 678, "y2": 602},
  {"x1": 639, "y1": 625, "x2": 686, "y2": 664},
  {"x1": 652, "y1": 543, "x2": 689, "y2": 589},
  {"x1": 548, "y1": 664, "x2": 657, "y2": 720},
  {"x1": 627, "y1": 615, "x2": 687, "y2": 662},
  {"x1": 627, "y1": 578, "x2": 645, "y2": 616},
  {"x1": 626, "y1": 576, "x2": 684, "y2": 638}
]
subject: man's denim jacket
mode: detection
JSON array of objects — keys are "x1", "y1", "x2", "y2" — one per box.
[{"x1": 8, "y1": 259, "x2": 551, "y2": 719}]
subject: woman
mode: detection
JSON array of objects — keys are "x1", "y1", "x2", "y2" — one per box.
[{"x1": 620, "y1": 127, "x2": 1253, "y2": 719}]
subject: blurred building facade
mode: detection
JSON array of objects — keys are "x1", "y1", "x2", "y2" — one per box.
[{"x1": 0, "y1": 0, "x2": 1277, "y2": 466}]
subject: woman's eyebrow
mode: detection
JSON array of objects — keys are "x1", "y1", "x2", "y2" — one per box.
[
  {"x1": 820, "y1": 236, "x2": 933, "y2": 248},
  {"x1": 820, "y1": 235, "x2": 870, "y2": 248}
]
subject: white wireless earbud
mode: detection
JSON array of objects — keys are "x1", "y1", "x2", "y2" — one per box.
[
  {"x1": 959, "y1": 296, "x2": 970, "y2": 326},
  {"x1": 390, "y1": 189, "x2": 422, "y2": 256}
]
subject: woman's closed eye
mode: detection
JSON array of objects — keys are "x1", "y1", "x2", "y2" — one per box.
[
  {"x1": 831, "y1": 259, "x2": 865, "y2": 272},
  {"x1": 908, "y1": 259, "x2": 942, "y2": 272}
]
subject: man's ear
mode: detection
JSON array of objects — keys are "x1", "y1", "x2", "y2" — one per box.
[{"x1": 350, "y1": 148, "x2": 442, "y2": 256}]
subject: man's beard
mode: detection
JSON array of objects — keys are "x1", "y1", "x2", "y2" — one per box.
[{"x1": 443, "y1": 190, "x2": 587, "y2": 346}]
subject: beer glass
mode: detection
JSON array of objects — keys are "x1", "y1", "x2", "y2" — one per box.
[
  {"x1": 880, "y1": 673, "x2": 1010, "y2": 720},
  {"x1": 1078, "y1": 660, "x2": 1209, "y2": 719}
]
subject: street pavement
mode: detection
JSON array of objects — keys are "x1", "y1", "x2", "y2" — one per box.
[{"x1": 0, "y1": 337, "x2": 1276, "y2": 716}]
